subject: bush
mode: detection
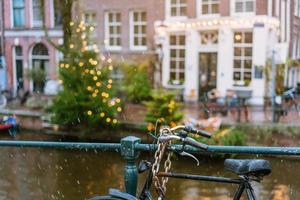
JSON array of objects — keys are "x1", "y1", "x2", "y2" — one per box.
[
  {"x1": 195, "y1": 128, "x2": 246, "y2": 146},
  {"x1": 121, "y1": 62, "x2": 152, "y2": 103},
  {"x1": 145, "y1": 89, "x2": 183, "y2": 129}
]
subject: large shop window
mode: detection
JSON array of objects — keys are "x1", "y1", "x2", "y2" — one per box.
[
  {"x1": 170, "y1": 0, "x2": 187, "y2": 17},
  {"x1": 14, "y1": 46, "x2": 24, "y2": 91},
  {"x1": 31, "y1": 43, "x2": 49, "y2": 92},
  {"x1": 233, "y1": 31, "x2": 253, "y2": 86},
  {"x1": 105, "y1": 12, "x2": 122, "y2": 49},
  {"x1": 32, "y1": 0, "x2": 43, "y2": 27},
  {"x1": 169, "y1": 35, "x2": 185, "y2": 85},
  {"x1": 12, "y1": 0, "x2": 25, "y2": 27},
  {"x1": 130, "y1": 11, "x2": 147, "y2": 50},
  {"x1": 202, "y1": 0, "x2": 220, "y2": 15},
  {"x1": 235, "y1": 0, "x2": 255, "y2": 13}
]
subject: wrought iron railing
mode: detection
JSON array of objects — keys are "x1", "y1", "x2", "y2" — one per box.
[{"x1": 1, "y1": 136, "x2": 300, "y2": 196}]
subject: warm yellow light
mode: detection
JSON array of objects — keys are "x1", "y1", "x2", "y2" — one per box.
[
  {"x1": 113, "y1": 119, "x2": 118, "y2": 124},
  {"x1": 92, "y1": 93, "x2": 97, "y2": 97},
  {"x1": 65, "y1": 64, "x2": 70, "y2": 68},
  {"x1": 79, "y1": 62, "x2": 84, "y2": 67},
  {"x1": 107, "y1": 84, "x2": 112, "y2": 89},
  {"x1": 97, "y1": 71, "x2": 101, "y2": 75},
  {"x1": 235, "y1": 34, "x2": 242, "y2": 41},
  {"x1": 108, "y1": 79, "x2": 113, "y2": 84},
  {"x1": 90, "y1": 70, "x2": 95, "y2": 75},
  {"x1": 60, "y1": 63, "x2": 64, "y2": 68},
  {"x1": 116, "y1": 98, "x2": 121, "y2": 103},
  {"x1": 70, "y1": 44, "x2": 74, "y2": 49},
  {"x1": 87, "y1": 86, "x2": 92, "y2": 91},
  {"x1": 70, "y1": 21, "x2": 74, "y2": 26},
  {"x1": 107, "y1": 58, "x2": 112, "y2": 63},
  {"x1": 93, "y1": 76, "x2": 98, "y2": 81},
  {"x1": 100, "y1": 112, "x2": 105, "y2": 117},
  {"x1": 106, "y1": 118, "x2": 111, "y2": 123},
  {"x1": 117, "y1": 107, "x2": 122, "y2": 112},
  {"x1": 87, "y1": 110, "x2": 92, "y2": 115},
  {"x1": 96, "y1": 82, "x2": 101, "y2": 87},
  {"x1": 108, "y1": 65, "x2": 113, "y2": 71}
]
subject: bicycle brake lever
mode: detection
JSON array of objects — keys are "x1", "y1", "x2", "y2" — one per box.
[{"x1": 179, "y1": 151, "x2": 200, "y2": 166}]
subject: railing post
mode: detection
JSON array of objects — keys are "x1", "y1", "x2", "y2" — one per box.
[{"x1": 121, "y1": 136, "x2": 141, "y2": 196}]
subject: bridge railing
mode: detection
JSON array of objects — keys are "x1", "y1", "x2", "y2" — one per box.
[{"x1": 1, "y1": 136, "x2": 300, "y2": 196}]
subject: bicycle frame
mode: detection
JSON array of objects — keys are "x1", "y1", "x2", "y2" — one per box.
[{"x1": 156, "y1": 172, "x2": 257, "y2": 200}]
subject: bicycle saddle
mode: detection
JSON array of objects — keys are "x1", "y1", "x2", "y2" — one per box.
[
  {"x1": 224, "y1": 159, "x2": 271, "y2": 177},
  {"x1": 89, "y1": 189, "x2": 137, "y2": 200}
]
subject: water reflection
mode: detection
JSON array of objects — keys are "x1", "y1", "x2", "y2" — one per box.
[{"x1": 0, "y1": 144, "x2": 298, "y2": 199}]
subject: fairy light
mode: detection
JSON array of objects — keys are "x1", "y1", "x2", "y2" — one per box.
[
  {"x1": 93, "y1": 76, "x2": 98, "y2": 81},
  {"x1": 116, "y1": 98, "x2": 121, "y2": 103},
  {"x1": 96, "y1": 71, "x2": 101, "y2": 75},
  {"x1": 65, "y1": 64, "x2": 70, "y2": 68},
  {"x1": 113, "y1": 119, "x2": 118, "y2": 124},
  {"x1": 87, "y1": 110, "x2": 92, "y2": 115},
  {"x1": 96, "y1": 82, "x2": 101, "y2": 87},
  {"x1": 107, "y1": 84, "x2": 112, "y2": 89},
  {"x1": 117, "y1": 107, "x2": 122, "y2": 112},
  {"x1": 106, "y1": 118, "x2": 111, "y2": 123},
  {"x1": 100, "y1": 112, "x2": 105, "y2": 117},
  {"x1": 79, "y1": 62, "x2": 84, "y2": 67}
]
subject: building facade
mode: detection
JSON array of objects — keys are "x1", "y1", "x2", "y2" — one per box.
[
  {"x1": 155, "y1": 0, "x2": 300, "y2": 104},
  {"x1": 2, "y1": 0, "x2": 62, "y2": 94},
  {"x1": 0, "y1": 0, "x2": 6, "y2": 90}
]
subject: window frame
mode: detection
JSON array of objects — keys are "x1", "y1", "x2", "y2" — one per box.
[
  {"x1": 104, "y1": 11, "x2": 122, "y2": 51},
  {"x1": 166, "y1": 0, "x2": 187, "y2": 20},
  {"x1": 129, "y1": 10, "x2": 147, "y2": 51},
  {"x1": 31, "y1": 0, "x2": 43, "y2": 27},
  {"x1": 169, "y1": 34, "x2": 186, "y2": 85},
  {"x1": 198, "y1": 0, "x2": 220, "y2": 17},
  {"x1": 233, "y1": 31, "x2": 253, "y2": 86},
  {"x1": 83, "y1": 11, "x2": 97, "y2": 42},
  {"x1": 231, "y1": 0, "x2": 256, "y2": 16},
  {"x1": 11, "y1": 0, "x2": 25, "y2": 28}
]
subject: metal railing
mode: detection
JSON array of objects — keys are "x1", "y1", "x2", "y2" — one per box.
[{"x1": 1, "y1": 137, "x2": 300, "y2": 196}]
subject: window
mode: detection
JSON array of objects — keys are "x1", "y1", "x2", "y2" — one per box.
[
  {"x1": 201, "y1": 0, "x2": 220, "y2": 15},
  {"x1": 105, "y1": 12, "x2": 122, "y2": 49},
  {"x1": 169, "y1": 35, "x2": 185, "y2": 85},
  {"x1": 84, "y1": 12, "x2": 97, "y2": 41},
  {"x1": 54, "y1": 0, "x2": 62, "y2": 26},
  {"x1": 200, "y1": 30, "x2": 218, "y2": 44},
  {"x1": 32, "y1": 0, "x2": 43, "y2": 27},
  {"x1": 14, "y1": 46, "x2": 24, "y2": 91},
  {"x1": 130, "y1": 11, "x2": 147, "y2": 50},
  {"x1": 12, "y1": 0, "x2": 25, "y2": 27},
  {"x1": 296, "y1": 0, "x2": 300, "y2": 17},
  {"x1": 233, "y1": 31, "x2": 253, "y2": 85},
  {"x1": 170, "y1": 0, "x2": 187, "y2": 17},
  {"x1": 235, "y1": 0, "x2": 255, "y2": 13},
  {"x1": 31, "y1": 43, "x2": 49, "y2": 92}
]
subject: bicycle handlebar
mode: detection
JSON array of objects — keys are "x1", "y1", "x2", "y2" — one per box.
[
  {"x1": 158, "y1": 135, "x2": 208, "y2": 150},
  {"x1": 169, "y1": 125, "x2": 212, "y2": 138}
]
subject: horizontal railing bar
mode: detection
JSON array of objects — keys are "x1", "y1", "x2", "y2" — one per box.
[
  {"x1": 0, "y1": 140, "x2": 300, "y2": 156},
  {"x1": 0, "y1": 140, "x2": 122, "y2": 150}
]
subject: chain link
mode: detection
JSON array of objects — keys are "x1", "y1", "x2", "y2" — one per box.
[{"x1": 151, "y1": 128, "x2": 173, "y2": 197}]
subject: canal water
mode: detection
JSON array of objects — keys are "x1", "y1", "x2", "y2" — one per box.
[{"x1": 0, "y1": 133, "x2": 299, "y2": 199}]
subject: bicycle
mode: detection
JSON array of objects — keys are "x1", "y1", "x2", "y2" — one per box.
[
  {"x1": 89, "y1": 124, "x2": 271, "y2": 200},
  {"x1": 264, "y1": 87, "x2": 300, "y2": 123}
]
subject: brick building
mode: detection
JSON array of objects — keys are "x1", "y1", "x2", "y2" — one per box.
[
  {"x1": 79, "y1": 0, "x2": 300, "y2": 104},
  {"x1": 1, "y1": 0, "x2": 62, "y2": 94},
  {"x1": 1, "y1": 0, "x2": 300, "y2": 104}
]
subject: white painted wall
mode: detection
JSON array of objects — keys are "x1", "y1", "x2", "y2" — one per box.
[{"x1": 217, "y1": 26, "x2": 233, "y2": 96}]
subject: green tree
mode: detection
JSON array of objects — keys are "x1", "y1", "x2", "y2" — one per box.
[
  {"x1": 122, "y1": 62, "x2": 152, "y2": 103},
  {"x1": 145, "y1": 89, "x2": 183, "y2": 130},
  {"x1": 50, "y1": 21, "x2": 121, "y2": 129}
]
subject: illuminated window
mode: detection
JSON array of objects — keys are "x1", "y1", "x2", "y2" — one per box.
[
  {"x1": 170, "y1": 0, "x2": 187, "y2": 17},
  {"x1": 233, "y1": 31, "x2": 253, "y2": 85},
  {"x1": 202, "y1": 0, "x2": 220, "y2": 15}
]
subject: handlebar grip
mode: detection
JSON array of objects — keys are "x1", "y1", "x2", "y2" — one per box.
[
  {"x1": 184, "y1": 137, "x2": 208, "y2": 150},
  {"x1": 184, "y1": 126, "x2": 211, "y2": 138}
]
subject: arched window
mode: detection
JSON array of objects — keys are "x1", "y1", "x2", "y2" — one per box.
[{"x1": 31, "y1": 43, "x2": 49, "y2": 92}]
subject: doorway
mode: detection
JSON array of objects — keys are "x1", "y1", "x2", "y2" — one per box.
[{"x1": 199, "y1": 53, "x2": 217, "y2": 96}]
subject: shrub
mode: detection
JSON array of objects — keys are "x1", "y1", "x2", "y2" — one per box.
[
  {"x1": 121, "y1": 62, "x2": 152, "y2": 103},
  {"x1": 145, "y1": 89, "x2": 183, "y2": 129},
  {"x1": 195, "y1": 128, "x2": 246, "y2": 146}
]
